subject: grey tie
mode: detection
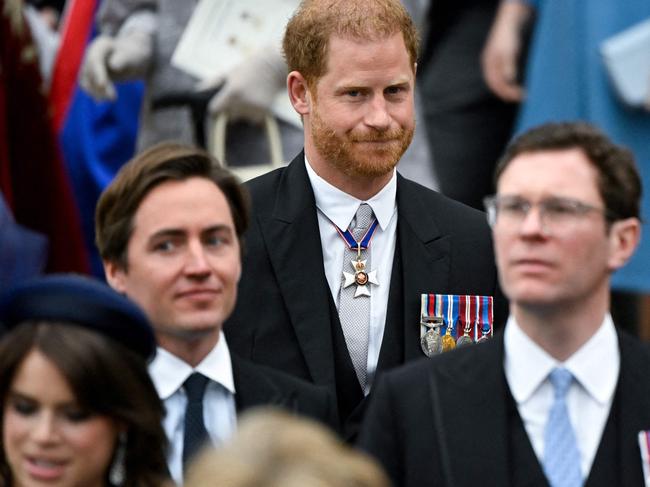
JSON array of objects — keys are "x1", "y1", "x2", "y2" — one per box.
[{"x1": 338, "y1": 203, "x2": 374, "y2": 391}]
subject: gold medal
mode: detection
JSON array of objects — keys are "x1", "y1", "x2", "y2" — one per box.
[{"x1": 442, "y1": 324, "x2": 456, "y2": 352}]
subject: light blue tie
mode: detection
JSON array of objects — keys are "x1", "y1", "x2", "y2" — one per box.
[{"x1": 543, "y1": 368, "x2": 583, "y2": 487}]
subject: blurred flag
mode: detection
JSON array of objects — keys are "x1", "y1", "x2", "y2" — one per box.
[
  {"x1": 50, "y1": 0, "x2": 143, "y2": 277},
  {"x1": 0, "y1": 0, "x2": 90, "y2": 275}
]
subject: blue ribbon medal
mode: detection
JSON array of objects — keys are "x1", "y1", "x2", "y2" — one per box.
[{"x1": 335, "y1": 218, "x2": 380, "y2": 298}]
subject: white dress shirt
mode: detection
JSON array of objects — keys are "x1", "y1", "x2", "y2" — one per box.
[
  {"x1": 304, "y1": 157, "x2": 398, "y2": 391},
  {"x1": 504, "y1": 314, "x2": 620, "y2": 477},
  {"x1": 148, "y1": 332, "x2": 237, "y2": 485}
]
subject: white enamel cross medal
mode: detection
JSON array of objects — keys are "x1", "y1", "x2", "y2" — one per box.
[{"x1": 343, "y1": 244, "x2": 379, "y2": 297}]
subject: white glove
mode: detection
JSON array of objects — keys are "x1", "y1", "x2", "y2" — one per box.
[
  {"x1": 79, "y1": 10, "x2": 155, "y2": 101},
  {"x1": 204, "y1": 46, "x2": 287, "y2": 123}
]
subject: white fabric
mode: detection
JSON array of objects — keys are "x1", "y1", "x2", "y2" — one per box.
[
  {"x1": 304, "y1": 157, "x2": 397, "y2": 390},
  {"x1": 80, "y1": 29, "x2": 153, "y2": 100},
  {"x1": 148, "y1": 332, "x2": 237, "y2": 485},
  {"x1": 206, "y1": 45, "x2": 287, "y2": 123},
  {"x1": 504, "y1": 315, "x2": 620, "y2": 478}
]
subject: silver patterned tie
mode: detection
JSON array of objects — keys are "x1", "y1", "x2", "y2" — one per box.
[
  {"x1": 337, "y1": 203, "x2": 374, "y2": 391},
  {"x1": 543, "y1": 367, "x2": 583, "y2": 487}
]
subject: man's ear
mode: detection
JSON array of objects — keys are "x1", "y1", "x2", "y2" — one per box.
[
  {"x1": 103, "y1": 260, "x2": 128, "y2": 294},
  {"x1": 287, "y1": 71, "x2": 312, "y2": 116},
  {"x1": 607, "y1": 217, "x2": 641, "y2": 271}
]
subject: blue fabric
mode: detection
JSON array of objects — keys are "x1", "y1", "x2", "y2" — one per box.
[
  {"x1": 542, "y1": 368, "x2": 582, "y2": 487},
  {"x1": 0, "y1": 274, "x2": 155, "y2": 359},
  {"x1": 516, "y1": 0, "x2": 650, "y2": 291},
  {"x1": 0, "y1": 192, "x2": 48, "y2": 291},
  {"x1": 59, "y1": 82, "x2": 143, "y2": 278}
]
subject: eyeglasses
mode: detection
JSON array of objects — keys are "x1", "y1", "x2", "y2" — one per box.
[{"x1": 483, "y1": 195, "x2": 611, "y2": 234}]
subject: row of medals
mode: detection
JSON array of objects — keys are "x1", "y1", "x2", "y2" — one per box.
[{"x1": 420, "y1": 316, "x2": 489, "y2": 357}]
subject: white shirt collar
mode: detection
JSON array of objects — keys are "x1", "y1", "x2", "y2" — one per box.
[
  {"x1": 304, "y1": 156, "x2": 397, "y2": 231},
  {"x1": 504, "y1": 314, "x2": 619, "y2": 405},
  {"x1": 148, "y1": 331, "x2": 236, "y2": 399}
]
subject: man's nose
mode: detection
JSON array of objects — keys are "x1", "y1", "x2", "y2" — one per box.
[
  {"x1": 184, "y1": 241, "x2": 211, "y2": 275},
  {"x1": 364, "y1": 95, "x2": 391, "y2": 130},
  {"x1": 519, "y1": 205, "x2": 548, "y2": 237}
]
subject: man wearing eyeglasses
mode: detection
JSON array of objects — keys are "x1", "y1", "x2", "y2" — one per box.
[{"x1": 358, "y1": 122, "x2": 650, "y2": 487}]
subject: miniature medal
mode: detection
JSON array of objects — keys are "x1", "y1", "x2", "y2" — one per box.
[
  {"x1": 477, "y1": 322, "x2": 492, "y2": 343},
  {"x1": 420, "y1": 316, "x2": 443, "y2": 357},
  {"x1": 441, "y1": 320, "x2": 456, "y2": 352},
  {"x1": 456, "y1": 321, "x2": 474, "y2": 347}
]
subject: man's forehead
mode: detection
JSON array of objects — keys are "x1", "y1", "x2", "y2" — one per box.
[
  {"x1": 131, "y1": 177, "x2": 234, "y2": 231},
  {"x1": 319, "y1": 32, "x2": 414, "y2": 82},
  {"x1": 498, "y1": 148, "x2": 598, "y2": 189},
  {"x1": 497, "y1": 148, "x2": 599, "y2": 198}
]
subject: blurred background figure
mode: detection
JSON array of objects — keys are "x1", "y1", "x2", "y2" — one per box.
[
  {"x1": 79, "y1": 0, "x2": 304, "y2": 166},
  {"x1": 1, "y1": 0, "x2": 144, "y2": 280},
  {"x1": 482, "y1": 0, "x2": 650, "y2": 333},
  {"x1": 403, "y1": 0, "x2": 518, "y2": 209},
  {"x1": 0, "y1": 194, "x2": 48, "y2": 292},
  {"x1": 23, "y1": 0, "x2": 63, "y2": 85},
  {"x1": 0, "y1": 274, "x2": 171, "y2": 487},
  {"x1": 1, "y1": 0, "x2": 92, "y2": 279},
  {"x1": 185, "y1": 408, "x2": 390, "y2": 487}
]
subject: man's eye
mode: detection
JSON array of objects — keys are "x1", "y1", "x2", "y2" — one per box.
[
  {"x1": 205, "y1": 235, "x2": 224, "y2": 247},
  {"x1": 386, "y1": 86, "x2": 405, "y2": 95},
  {"x1": 500, "y1": 201, "x2": 527, "y2": 213},
  {"x1": 544, "y1": 201, "x2": 576, "y2": 215},
  {"x1": 153, "y1": 240, "x2": 175, "y2": 252}
]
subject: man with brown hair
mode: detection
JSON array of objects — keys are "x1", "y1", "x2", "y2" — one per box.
[
  {"x1": 224, "y1": 0, "x2": 505, "y2": 438},
  {"x1": 359, "y1": 122, "x2": 650, "y2": 487},
  {"x1": 96, "y1": 143, "x2": 336, "y2": 484}
]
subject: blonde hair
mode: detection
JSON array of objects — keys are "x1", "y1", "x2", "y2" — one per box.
[{"x1": 185, "y1": 409, "x2": 390, "y2": 487}]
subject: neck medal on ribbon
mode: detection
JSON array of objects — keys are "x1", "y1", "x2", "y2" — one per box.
[{"x1": 337, "y1": 218, "x2": 380, "y2": 298}]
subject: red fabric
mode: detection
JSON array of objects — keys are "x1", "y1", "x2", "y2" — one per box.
[
  {"x1": 49, "y1": 0, "x2": 96, "y2": 131},
  {"x1": 0, "y1": 0, "x2": 90, "y2": 273}
]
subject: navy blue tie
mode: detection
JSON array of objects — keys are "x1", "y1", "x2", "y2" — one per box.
[{"x1": 182, "y1": 373, "x2": 210, "y2": 467}]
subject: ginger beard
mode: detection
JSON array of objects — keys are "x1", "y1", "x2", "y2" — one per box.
[{"x1": 310, "y1": 105, "x2": 414, "y2": 179}]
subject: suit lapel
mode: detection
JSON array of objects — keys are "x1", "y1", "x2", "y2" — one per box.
[
  {"x1": 258, "y1": 155, "x2": 336, "y2": 387},
  {"x1": 389, "y1": 175, "x2": 451, "y2": 364}
]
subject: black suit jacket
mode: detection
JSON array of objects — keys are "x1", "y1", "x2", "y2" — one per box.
[
  {"x1": 358, "y1": 329, "x2": 650, "y2": 487},
  {"x1": 232, "y1": 354, "x2": 337, "y2": 429},
  {"x1": 224, "y1": 153, "x2": 505, "y2": 435}
]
